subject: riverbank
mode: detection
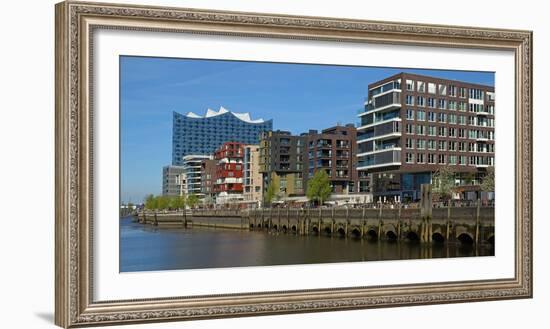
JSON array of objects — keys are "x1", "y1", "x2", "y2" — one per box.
[{"x1": 135, "y1": 207, "x2": 495, "y2": 245}]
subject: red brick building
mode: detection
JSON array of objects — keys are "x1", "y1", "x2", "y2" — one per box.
[{"x1": 213, "y1": 142, "x2": 245, "y2": 202}]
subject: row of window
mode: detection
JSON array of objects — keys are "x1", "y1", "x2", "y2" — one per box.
[
  {"x1": 405, "y1": 153, "x2": 495, "y2": 166},
  {"x1": 404, "y1": 95, "x2": 495, "y2": 113},
  {"x1": 405, "y1": 138, "x2": 495, "y2": 152},
  {"x1": 405, "y1": 110, "x2": 495, "y2": 127},
  {"x1": 404, "y1": 80, "x2": 494, "y2": 101},
  {"x1": 405, "y1": 124, "x2": 495, "y2": 140}
]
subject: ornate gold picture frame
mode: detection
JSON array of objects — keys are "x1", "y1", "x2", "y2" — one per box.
[{"x1": 55, "y1": 1, "x2": 532, "y2": 327}]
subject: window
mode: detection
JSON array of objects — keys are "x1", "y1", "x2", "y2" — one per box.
[
  {"x1": 406, "y1": 138, "x2": 414, "y2": 149},
  {"x1": 449, "y1": 155, "x2": 457, "y2": 165},
  {"x1": 416, "y1": 124, "x2": 425, "y2": 135},
  {"x1": 406, "y1": 124, "x2": 414, "y2": 134},
  {"x1": 406, "y1": 153, "x2": 414, "y2": 163},
  {"x1": 458, "y1": 142, "x2": 466, "y2": 152},
  {"x1": 406, "y1": 95, "x2": 415, "y2": 105},
  {"x1": 427, "y1": 140, "x2": 436, "y2": 150},
  {"x1": 416, "y1": 139, "x2": 426, "y2": 150},
  {"x1": 438, "y1": 154, "x2": 446, "y2": 164},
  {"x1": 428, "y1": 111, "x2": 436, "y2": 122},
  {"x1": 458, "y1": 102, "x2": 467, "y2": 112},
  {"x1": 428, "y1": 126, "x2": 436, "y2": 136},
  {"x1": 459, "y1": 155, "x2": 467, "y2": 165},
  {"x1": 437, "y1": 112, "x2": 446, "y2": 123},
  {"x1": 458, "y1": 115, "x2": 466, "y2": 125},
  {"x1": 449, "y1": 128, "x2": 456, "y2": 137},
  {"x1": 458, "y1": 128, "x2": 466, "y2": 138},
  {"x1": 406, "y1": 80, "x2": 414, "y2": 91},
  {"x1": 468, "y1": 116, "x2": 476, "y2": 126},
  {"x1": 459, "y1": 87, "x2": 467, "y2": 98},
  {"x1": 438, "y1": 84, "x2": 447, "y2": 95},
  {"x1": 448, "y1": 85, "x2": 457, "y2": 97},
  {"x1": 449, "y1": 141, "x2": 457, "y2": 151},
  {"x1": 428, "y1": 82, "x2": 436, "y2": 94},
  {"x1": 438, "y1": 126, "x2": 447, "y2": 137},
  {"x1": 416, "y1": 110, "x2": 426, "y2": 121},
  {"x1": 406, "y1": 109, "x2": 414, "y2": 120},
  {"x1": 416, "y1": 153, "x2": 425, "y2": 163},
  {"x1": 448, "y1": 100, "x2": 457, "y2": 110},
  {"x1": 438, "y1": 99, "x2": 446, "y2": 109},
  {"x1": 417, "y1": 81, "x2": 425, "y2": 93},
  {"x1": 468, "y1": 88, "x2": 484, "y2": 100},
  {"x1": 427, "y1": 153, "x2": 435, "y2": 164},
  {"x1": 427, "y1": 97, "x2": 435, "y2": 108},
  {"x1": 438, "y1": 140, "x2": 447, "y2": 151},
  {"x1": 448, "y1": 114, "x2": 457, "y2": 124},
  {"x1": 416, "y1": 96, "x2": 425, "y2": 107},
  {"x1": 487, "y1": 92, "x2": 496, "y2": 101}
]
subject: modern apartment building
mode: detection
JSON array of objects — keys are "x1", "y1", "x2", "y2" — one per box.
[
  {"x1": 200, "y1": 159, "x2": 217, "y2": 205},
  {"x1": 172, "y1": 107, "x2": 272, "y2": 165},
  {"x1": 259, "y1": 130, "x2": 306, "y2": 198},
  {"x1": 162, "y1": 165, "x2": 186, "y2": 196},
  {"x1": 214, "y1": 142, "x2": 245, "y2": 204},
  {"x1": 357, "y1": 72, "x2": 495, "y2": 202},
  {"x1": 304, "y1": 124, "x2": 369, "y2": 194},
  {"x1": 182, "y1": 155, "x2": 212, "y2": 197},
  {"x1": 243, "y1": 145, "x2": 263, "y2": 207}
]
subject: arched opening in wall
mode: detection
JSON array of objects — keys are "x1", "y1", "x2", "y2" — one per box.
[
  {"x1": 386, "y1": 230, "x2": 397, "y2": 241},
  {"x1": 487, "y1": 235, "x2": 495, "y2": 246},
  {"x1": 432, "y1": 232, "x2": 445, "y2": 244},
  {"x1": 337, "y1": 227, "x2": 346, "y2": 238},
  {"x1": 367, "y1": 229, "x2": 378, "y2": 241},
  {"x1": 458, "y1": 233, "x2": 474, "y2": 245},
  {"x1": 406, "y1": 231, "x2": 420, "y2": 242},
  {"x1": 351, "y1": 228, "x2": 361, "y2": 239},
  {"x1": 249, "y1": 224, "x2": 254, "y2": 229},
  {"x1": 291, "y1": 225, "x2": 297, "y2": 233},
  {"x1": 273, "y1": 224, "x2": 278, "y2": 231},
  {"x1": 257, "y1": 223, "x2": 262, "y2": 229},
  {"x1": 264, "y1": 223, "x2": 269, "y2": 229},
  {"x1": 282, "y1": 225, "x2": 288, "y2": 233},
  {"x1": 323, "y1": 227, "x2": 332, "y2": 236},
  {"x1": 312, "y1": 226, "x2": 319, "y2": 235}
]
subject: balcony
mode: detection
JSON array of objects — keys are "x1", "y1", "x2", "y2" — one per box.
[
  {"x1": 357, "y1": 149, "x2": 401, "y2": 171},
  {"x1": 367, "y1": 91, "x2": 401, "y2": 114},
  {"x1": 358, "y1": 121, "x2": 401, "y2": 143}
]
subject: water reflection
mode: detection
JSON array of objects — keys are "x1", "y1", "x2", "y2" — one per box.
[{"x1": 120, "y1": 217, "x2": 494, "y2": 272}]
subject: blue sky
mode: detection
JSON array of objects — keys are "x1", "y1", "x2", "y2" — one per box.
[{"x1": 120, "y1": 56, "x2": 494, "y2": 203}]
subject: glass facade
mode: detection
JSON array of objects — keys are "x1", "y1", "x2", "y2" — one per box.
[{"x1": 172, "y1": 111, "x2": 273, "y2": 165}]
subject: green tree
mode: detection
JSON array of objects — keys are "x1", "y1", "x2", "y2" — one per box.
[
  {"x1": 306, "y1": 170, "x2": 332, "y2": 206},
  {"x1": 156, "y1": 195, "x2": 170, "y2": 210},
  {"x1": 144, "y1": 194, "x2": 157, "y2": 210},
  {"x1": 170, "y1": 195, "x2": 186, "y2": 210},
  {"x1": 187, "y1": 194, "x2": 199, "y2": 209},
  {"x1": 464, "y1": 172, "x2": 476, "y2": 186},
  {"x1": 480, "y1": 166, "x2": 495, "y2": 192},
  {"x1": 264, "y1": 179, "x2": 279, "y2": 206},
  {"x1": 432, "y1": 166, "x2": 456, "y2": 201}
]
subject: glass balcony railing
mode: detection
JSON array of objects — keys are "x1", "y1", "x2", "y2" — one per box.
[
  {"x1": 357, "y1": 150, "x2": 401, "y2": 169},
  {"x1": 371, "y1": 91, "x2": 401, "y2": 110}
]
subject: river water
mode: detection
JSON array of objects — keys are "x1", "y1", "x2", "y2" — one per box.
[{"x1": 120, "y1": 216, "x2": 494, "y2": 272}]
